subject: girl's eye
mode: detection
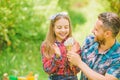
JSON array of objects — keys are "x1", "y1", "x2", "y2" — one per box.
[
  {"x1": 65, "y1": 25, "x2": 69, "y2": 29},
  {"x1": 57, "y1": 26, "x2": 62, "y2": 29}
]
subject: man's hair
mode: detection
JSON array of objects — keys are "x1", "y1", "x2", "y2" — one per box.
[{"x1": 98, "y1": 12, "x2": 120, "y2": 37}]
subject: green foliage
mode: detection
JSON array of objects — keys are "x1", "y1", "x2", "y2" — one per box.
[
  {"x1": 58, "y1": 0, "x2": 70, "y2": 10},
  {"x1": 69, "y1": 10, "x2": 86, "y2": 28},
  {"x1": 110, "y1": 0, "x2": 120, "y2": 15},
  {"x1": 108, "y1": 0, "x2": 120, "y2": 15},
  {"x1": 0, "y1": 0, "x2": 46, "y2": 51},
  {"x1": 0, "y1": 0, "x2": 47, "y2": 79},
  {"x1": 117, "y1": 33, "x2": 120, "y2": 42},
  {"x1": 99, "y1": 0, "x2": 120, "y2": 15},
  {"x1": 57, "y1": 0, "x2": 87, "y2": 28}
]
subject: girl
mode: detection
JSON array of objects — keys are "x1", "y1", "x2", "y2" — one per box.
[{"x1": 40, "y1": 12, "x2": 81, "y2": 80}]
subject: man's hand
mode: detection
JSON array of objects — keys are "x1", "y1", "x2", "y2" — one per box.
[{"x1": 67, "y1": 51, "x2": 81, "y2": 66}]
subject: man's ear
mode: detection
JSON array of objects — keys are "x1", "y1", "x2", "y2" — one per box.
[{"x1": 105, "y1": 30, "x2": 112, "y2": 38}]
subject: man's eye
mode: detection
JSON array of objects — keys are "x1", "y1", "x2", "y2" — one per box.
[{"x1": 95, "y1": 29, "x2": 98, "y2": 31}]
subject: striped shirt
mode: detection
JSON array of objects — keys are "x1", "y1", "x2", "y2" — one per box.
[{"x1": 80, "y1": 35, "x2": 120, "y2": 80}]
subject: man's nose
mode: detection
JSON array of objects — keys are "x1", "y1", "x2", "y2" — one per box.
[{"x1": 91, "y1": 29, "x2": 94, "y2": 33}]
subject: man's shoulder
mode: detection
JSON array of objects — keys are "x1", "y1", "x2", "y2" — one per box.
[
  {"x1": 113, "y1": 41, "x2": 120, "y2": 52},
  {"x1": 114, "y1": 41, "x2": 120, "y2": 52},
  {"x1": 116, "y1": 41, "x2": 120, "y2": 47},
  {"x1": 82, "y1": 35, "x2": 97, "y2": 49},
  {"x1": 84, "y1": 35, "x2": 95, "y2": 44},
  {"x1": 109, "y1": 41, "x2": 120, "y2": 60}
]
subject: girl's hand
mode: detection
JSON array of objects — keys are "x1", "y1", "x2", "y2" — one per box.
[
  {"x1": 71, "y1": 41, "x2": 80, "y2": 52},
  {"x1": 53, "y1": 43, "x2": 61, "y2": 57}
]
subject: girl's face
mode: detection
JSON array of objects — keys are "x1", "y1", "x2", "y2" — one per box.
[{"x1": 54, "y1": 18, "x2": 70, "y2": 42}]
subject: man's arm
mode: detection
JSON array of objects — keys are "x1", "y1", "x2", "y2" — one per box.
[{"x1": 67, "y1": 52, "x2": 118, "y2": 80}]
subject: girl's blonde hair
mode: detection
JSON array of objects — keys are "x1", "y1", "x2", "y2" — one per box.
[{"x1": 42, "y1": 12, "x2": 72, "y2": 58}]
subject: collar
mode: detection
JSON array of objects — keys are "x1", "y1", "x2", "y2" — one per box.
[
  {"x1": 55, "y1": 36, "x2": 69, "y2": 44},
  {"x1": 95, "y1": 41, "x2": 119, "y2": 57}
]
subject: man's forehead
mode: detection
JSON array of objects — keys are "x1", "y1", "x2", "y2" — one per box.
[{"x1": 96, "y1": 19, "x2": 103, "y2": 26}]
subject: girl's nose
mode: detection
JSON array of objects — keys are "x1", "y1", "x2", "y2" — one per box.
[{"x1": 61, "y1": 28, "x2": 65, "y2": 32}]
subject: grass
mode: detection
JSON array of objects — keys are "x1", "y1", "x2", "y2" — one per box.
[{"x1": 0, "y1": 42, "x2": 48, "y2": 79}]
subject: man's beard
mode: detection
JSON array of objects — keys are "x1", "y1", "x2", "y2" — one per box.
[{"x1": 96, "y1": 37, "x2": 106, "y2": 45}]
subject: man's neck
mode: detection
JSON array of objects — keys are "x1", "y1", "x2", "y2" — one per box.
[{"x1": 98, "y1": 38, "x2": 115, "y2": 54}]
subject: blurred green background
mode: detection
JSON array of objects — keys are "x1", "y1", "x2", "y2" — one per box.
[{"x1": 0, "y1": 0, "x2": 120, "y2": 79}]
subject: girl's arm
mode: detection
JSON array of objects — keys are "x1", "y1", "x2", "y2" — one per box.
[
  {"x1": 40, "y1": 43, "x2": 62, "y2": 74},
  {"x1": 42, "y1": 54, "x2": 62, "y2": 74}
]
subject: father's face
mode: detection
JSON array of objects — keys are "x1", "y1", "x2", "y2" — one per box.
[{"x1": 92, "y1": 19, "x2": 106, "y2": 44}]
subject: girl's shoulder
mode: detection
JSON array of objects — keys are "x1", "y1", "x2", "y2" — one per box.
[
  {"x1": 40, "y1": 41, "x2": 46, "y2": 53},
  {"x1": 41, "y1": 41, "x2": 46, "y2": 47}
]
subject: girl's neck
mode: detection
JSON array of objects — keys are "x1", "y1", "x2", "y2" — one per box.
[
  {"x1": 56, "y1": 37, "x2": 68, "y2": 43},
  {"x1": 56, "y1": 39, "x2": 62, "y2": 43}
]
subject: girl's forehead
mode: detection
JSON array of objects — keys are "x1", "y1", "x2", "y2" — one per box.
[
  {"x1": 56, "y1": 17, "x2": 68, "y2": 21},
  {"x1": 55, "y1": 18, "x2": 69, "y2": 24}
]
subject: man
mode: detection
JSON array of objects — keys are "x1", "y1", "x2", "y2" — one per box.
[{"x1": 67, "y1": 12, "x2": 120, "y2": 80}]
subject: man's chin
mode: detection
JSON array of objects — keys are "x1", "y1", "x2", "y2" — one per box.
[{"x1": 94, "y1": 37, "x2": 97, "y2": 42}]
